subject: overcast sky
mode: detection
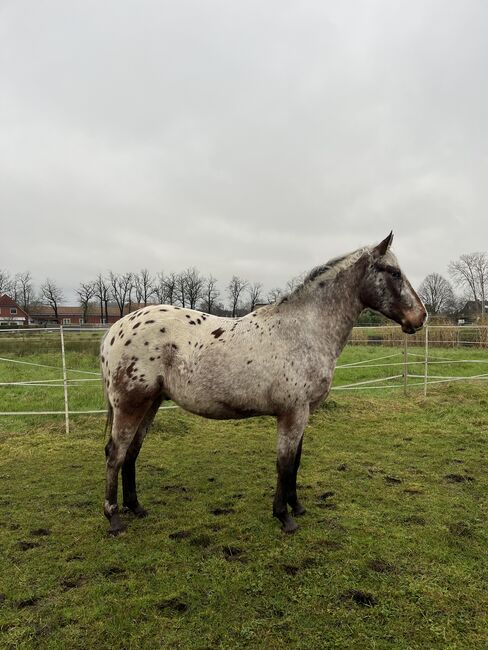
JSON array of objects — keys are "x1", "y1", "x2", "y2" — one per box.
[{"x1": 1, "y1": 0, "x2": 487, "y2": 303}]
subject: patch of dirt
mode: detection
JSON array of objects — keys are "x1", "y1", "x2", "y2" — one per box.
[
  {"x1": 403, "y1": 515, "x2": 426, "y2": 526},
  {"x1": 340, "y1": 589, "x2": 377, "y2": 607},
  {"x1": 211, "y1": 507, "x2": 235, "y2": 516},
  {"x1": 169, "y1": 530, "x2": 191, "y2": 540},
  {"x1": 283, "y1": 564, "x2": 300, "y2": 576},
  {"x1": 16, "y1": 596, "x2": 41, "y2": 609},
  {"x1": 444, "y1": 474, "x2": 475, "y2": 483},
  {"x1": 385, "y1": 476, "x2": 402, "y2": 484},
  {"x1": 337, "y1": 463, "x2": 348, "y2": 472},
  {"x1": 156, "y1": 598, "x2": 188, "y2": 614},
  {"x1": 190, "y1": 534, "x2": 212, "y2": 548},
  {"x1": 368, "y1": 559, "x2": 397, "y2": 573},
  {"x1": 318, "y1": 491, "x2": 335, "y2": 500},
  {"x1": 101, "y1": 566, "x2": 126, "y2": 579},
  {"x1": 448, "y1": 522, "x2": 473, "y2": 537},
  {"x1": 17, "y1": 540, "x2": 40, "y2": 551},
  {"x1": 61, "y1": 576, "x2": 87, "y2": 591},
  {"x1": 30, "y1": 528, "x2": 51, "y2": 537},
  {"x1": 222, "y1": 546, "x2": 245, "y2": 561}
]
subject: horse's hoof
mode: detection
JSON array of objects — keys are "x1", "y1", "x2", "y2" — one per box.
[
  {"x1": 132, "y1": 505, "x2": 148, "y2": 518},
  {"x1": 292, "y1": 504, "x2": 306, "y2": 517},
  {"x1": 108, "y1": 523, "x2": 126, "y2": 537},
  {"x1": 282, "y1": 517, "x2": 299, "y2": 534}
]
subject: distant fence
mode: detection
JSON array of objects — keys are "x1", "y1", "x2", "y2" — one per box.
[{"x1": 0, "y1": 325, "x2": 487, "y2": 431}]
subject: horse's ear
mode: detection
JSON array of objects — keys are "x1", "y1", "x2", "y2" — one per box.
[{"x1": 372, "y1": 231, "x2": 393, "y2": 258}]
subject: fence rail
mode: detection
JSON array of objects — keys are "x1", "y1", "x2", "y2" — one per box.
[{"x1": 0, "y1": 324, "x2": 487, "y2": 430}]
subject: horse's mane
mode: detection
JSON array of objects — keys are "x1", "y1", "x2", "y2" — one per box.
[{"x1": 277, "y1": 246, "x2": 370, "y2": 304}]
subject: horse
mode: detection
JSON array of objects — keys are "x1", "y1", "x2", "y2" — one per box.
[{"x1": 101, "y1": 232, "x2": 426, "y2": 535}]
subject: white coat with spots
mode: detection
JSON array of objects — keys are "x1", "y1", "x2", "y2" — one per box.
[{"x1": 101, "y1": 233, "x2": 426, "y2": 535}]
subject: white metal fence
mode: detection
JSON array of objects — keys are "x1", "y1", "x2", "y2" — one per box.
[{"x1": 0, "y1": 324, "x2": 487, "y2": 432}]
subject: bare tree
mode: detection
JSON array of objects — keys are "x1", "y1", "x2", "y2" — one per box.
[
  {"x1": 449, "y1": 252, "x2": 488, "y2": 316},
  {"x1": 267, "y1": 287, "x2": 283, "y2": 303},
  {"x1": 247, "y1": 281, "x2": 263, "y2": 311},
  {"x1": 76, "y1": 281, "x2": 96, "y2": 323},
  {"x1": 175, "y1": 272, "x2": 188, "y2": 308},
  {"x1": 200, "y1": 275, "x2": 220, "y2": 313},
  {"x1": 418, "y1": 273, "x2": 456, "y2": 315},
  {"x1": 0, "y1": 270, "x2": 13, "y2": 296},
  {"x1": 93, "y1": 273, "x2": 111, "y2": 324},
  {"x1": 15, "y1": 271, "x2": 33, "y2": 312},
  {"x1": 227, "y1": 275, "x2": 248, "y2": 317},
  {"x1": 133, "y1": 269, "x2": 155, "y2": 306},
  {"x1": 184, "y1": 267, "x2": 205, "y2": 309},
  {"x1": 40, "y1": 278, "x2": 64, "y2": 323},
  {"x1": 163, "y1": 272, "x2": 178, "y2": 305},
  {"x1": 109, "y1": 272, "x2": 133, "y2": 318}
]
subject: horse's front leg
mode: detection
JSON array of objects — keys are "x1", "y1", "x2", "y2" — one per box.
[{"x1": 273, "y1": 406, "x2": 309, "y2": 534}]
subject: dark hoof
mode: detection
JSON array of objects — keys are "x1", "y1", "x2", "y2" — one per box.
[
  {"x1": 108, "y1": 522, "x2": 126, "y2": 537},
  {"x1": 107, "y1": 513, "x2": 126, "y2": 537},
  {"x1": 132, "y1": 505, "x2": 148, "y2": 518},
  {"x1": 292, "y1": 503, "x2": 306, "y2": 517},
  {"x1": 282, "y1": 517, "x2": 299, "y2": 534},
  {"x1": 274, "y1": 510, "x2": 299, "y2": 534}
]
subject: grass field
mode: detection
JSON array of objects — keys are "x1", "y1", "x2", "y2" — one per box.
[{"x1": 0, "y1": 333, "x2": 487, "y2": 648}]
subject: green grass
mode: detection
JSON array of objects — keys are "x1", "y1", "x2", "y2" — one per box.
[{"x1": 0, "y1": 339, "x2": 487, "y2": 648}]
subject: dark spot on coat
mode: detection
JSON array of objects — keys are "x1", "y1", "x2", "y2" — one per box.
[
  {"x1": 145, "y1": 320, "x2": 155, "y2": 324},
  {"x1": 185, "y1": 314, "x2": 191, "y2": 319},
  {"x1": 110, "y1": 337, "x2": 115, "y2": 346},
  {"x1": 189, "y1": 320, "x2": 196, "y2": 325},
  {"x1": 247, "y1": 360, "x2": 253, "y2": 364},
  {"x1": 101, "y1": 355, "x2": 105, "y2": 363},
  {"x1": 159, "y1": 308, "x2": 168, "y2": 312},
  {"x1": 133, "y1": 322, "x2": 141, "y2": 329},
  {"x1": 160, "y1": 328, "x2": 166, "y2": 333},
  {"x1": 124, "y1": 339, "x2": 131, "y2": 346},
  {"x1": 212, "y1": 327, "x2": 225, "y2": 338},
  {"x1": 196, "y1": 318, "x2": 201, "y2": 324},
  {"x1": 144, "y1": 341, "x2": 149, "y2": 345},
  {"x1": 150, "y1": 357, "x2": 155, "y2": 361}
]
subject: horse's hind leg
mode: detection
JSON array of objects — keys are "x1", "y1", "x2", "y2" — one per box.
[
  {"x1": 273, "y1": 407, "x2": 309, "y2": 534},
  {"x1": 122, "y1": 398, "x2": 162, "y2": 517},
  {"x1": 105, "y1": 403, "x2": 151, "y2": 535},
  {"x1": 287, "y1": 434, "x2": 306, "y2": 516}
]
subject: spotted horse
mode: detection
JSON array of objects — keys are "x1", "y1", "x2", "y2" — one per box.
[{"x1": 101, "y1": 233, "x2": 426, "y2": 535}]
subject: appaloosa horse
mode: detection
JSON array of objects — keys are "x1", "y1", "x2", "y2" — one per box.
[{"x1": 101, "y1": 233, "x2": 426, "y2": 535}]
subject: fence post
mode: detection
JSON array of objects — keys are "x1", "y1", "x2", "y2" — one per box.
[
  {"x1": 423, "y1": 324, "x2": 429, "y2": 397},
  {"x1": 60, "y1": 325, "x2": 70, "y2": 434},
  {"x1": 403, "y1": 334, "x2": 408, "y2": 396}
]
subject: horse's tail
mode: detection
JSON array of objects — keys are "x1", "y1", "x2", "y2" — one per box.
[{"x1": 105, "y1": 400, "x2": 114, "y2": 437}]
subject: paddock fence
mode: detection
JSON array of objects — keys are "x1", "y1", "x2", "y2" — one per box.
[{"x1": 0, "y1": 324, "x2": 487, "y2": 432}]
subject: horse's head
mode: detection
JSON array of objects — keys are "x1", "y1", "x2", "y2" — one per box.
[{"x1": 359, "y1": 232, "x2": 427, "y2": 334}]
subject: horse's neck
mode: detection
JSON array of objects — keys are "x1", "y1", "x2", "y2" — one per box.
[{"x1": 284, "y1": 263, "x2": 364, "y2": 360}]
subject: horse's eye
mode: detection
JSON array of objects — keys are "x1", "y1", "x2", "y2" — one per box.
[{"x1": 391, "y1": 269, "x2": 401, "y2": 279}]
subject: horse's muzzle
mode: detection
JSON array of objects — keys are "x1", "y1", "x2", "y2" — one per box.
[{"x1": 401, "y1": 309, "x2": 427, "y2": 334}]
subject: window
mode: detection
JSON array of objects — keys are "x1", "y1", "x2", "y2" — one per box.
[
  {"x1": 10, "y1": 308, "x2": 17, "y2": 315},
  {"x1": 63, "y1": 318, "x2": 71, "y2": 325}
]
